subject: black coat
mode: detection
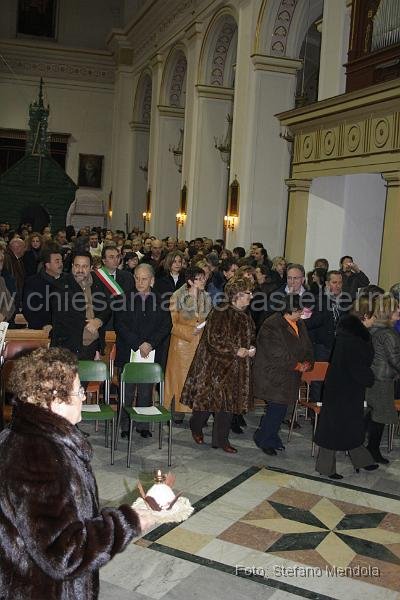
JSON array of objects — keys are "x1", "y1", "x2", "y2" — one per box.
[
  {"x1": 253, "y1": 312, "x2": 314, "y2": 405},
  {"x1": 0, "y1": 401, "x2": 140, "y2": 600},
  {"x1": 340, "y1": 270, "x2": 370, "y2": 300},
  {"x1": 153, "y1": 272, "x2": 186, "y2": 299},
  {"x1": 315, "y1": 315, "x2": 374, "y2": 451},
  {"x1": 305, "y1": 292, "x2": 349, "y2": 350},
  {"x1": 22, "y1": 271, "x2": 64, "y2": 329},
  {"x1": 49, "y1": 273, "x2": 111, "y2": 355},
  {"x1": 114, "y1": 289, "x2": 172, "y2": 369}
]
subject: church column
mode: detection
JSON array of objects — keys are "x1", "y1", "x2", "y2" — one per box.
[
  {"x1": 379, "y1": 172, "x2": 400, "y2": 289},
  {"x1": 284, "y1": 178, "x2": 312, "y2": 264},
  {"x1": 181, "y1": 22, "x2": 205, "y2": 240},
  {"x1": 147, "y1": 53, "x2": 164, "y2": 235},
  {"x1": 318, "y1": 0, "x2": 350, "y2": 100},
  {"x1": 108, "y1": 42, "x2": 135, "y2": 230}
]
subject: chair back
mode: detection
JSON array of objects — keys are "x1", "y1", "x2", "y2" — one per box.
[
  {"x1": 301, "y1": 361, "x2": 329, "y2": 384},
  {"x1": 2, "y1": 339, "x2": 48, "y2": 361},
  {"x1": 78, "y1": 360, "x2": 109, "y2": 382},
  {"x1": 121, "y1": 362, "x2": 164, "y2": 384},
  {"x1": 109, "y1": 344, "x2": 116, "y2": 379}
]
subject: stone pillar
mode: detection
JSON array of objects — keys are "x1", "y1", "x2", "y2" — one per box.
[
  {"x1": 147, "y1": 53, "x2": 164, "y2": 235},
  {"x1": 379, "y1": 172, "x2": 400, "y2": 289},
  {"x1": 318, "y1": 0, "x2": 350, "y2": 100},
  {"x1": 109, "y1": 62, "x2": 135, "y2": 230},
  {"x1": 129, "y1": 121, "x2": 149, "y2": 229},
  {"x1": 284, "y1": 178, "x2": 312, "y2": 264}
]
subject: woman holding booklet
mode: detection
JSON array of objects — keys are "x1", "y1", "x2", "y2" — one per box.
[{"x1": 164, "y1": 266, "x2": 212, "y2": 418}]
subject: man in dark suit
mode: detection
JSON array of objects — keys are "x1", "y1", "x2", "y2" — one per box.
[
  {"x1": 49, "y1": 252, "x2": 111, "y2": 359},
  {"x1": 97, "y1": 245, "x2": 135, "y2": 330},
  {"x1": 114, "y1": 263, "x2": 171, "y2": 438},
  {"x1": 22, "y1": 245, "x2": 64, "y2": 330}
]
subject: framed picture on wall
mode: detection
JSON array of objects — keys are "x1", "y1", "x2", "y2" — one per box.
[
  {"x1": 78, "y1": 154, "x2": 103, "y2": 189},
  {"x1": 17, "y1": 0, "x2": 58, "y2": 39}
]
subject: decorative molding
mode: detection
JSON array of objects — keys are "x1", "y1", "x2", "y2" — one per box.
[
  {"x1": 285, "y1": 178, "x2": 312, "y2": 192},
  {"x1": 270, "y1": 0, "x2": 298, "y2": 56},
  {"x1": 251, "y1": 54, "x2": 302, "y2": 74},
  {"x1": 0, "y1": 40, "x2": 115, "y2": 84},
  {"x1": 158, "y1": 105, "x2": 185, "y2": 117},
  {"x1": 129, "y1": 121, "x2": 150, "y2": 132},
  {"x1": 185, "y1": 21, "x2": 204, "y2": 42},
  {"x1": 169, "y1": 53, "x2": 187, "y2": 107},
  {"x1": 276, "y1": 80, "x2": 400, "y2": 177},
  {"x1": 382, "y1": 172, "x2": 400, "y2": 186},
  {"x1": 196, "y1": 84, "x2": 234, "y2": 100},
  {"x1": 209, "y1": 16, "x2": 237, "y2": 86},
  {"x1": 127, "y1": 0, "x2": 196, "y2": 65},
  {"x1": 142, "y1": 77, "x2": 153, "y2": 124}
]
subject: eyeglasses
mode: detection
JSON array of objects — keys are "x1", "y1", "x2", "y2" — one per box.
[{"x1": 71, "y1": 386, "x2": 86, "y2": 400}]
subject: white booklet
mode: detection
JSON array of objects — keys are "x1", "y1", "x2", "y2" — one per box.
[
  {"x1": 0, "y1": 322, "x2": 9, "y2": 355},
  {"x1": 132, "y1": 406, "x2": 161, "y2": 415},
  {"x1": 81, "y1": 404, "x2": 101, "y2": 412},
  {"x1": 130, "y1": 349, "x2": 155, "y2": 363}
]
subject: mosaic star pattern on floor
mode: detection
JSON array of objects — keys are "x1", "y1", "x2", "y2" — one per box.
[{"x1": 143, "y1": 467, "x2": 400, "y2": 600}]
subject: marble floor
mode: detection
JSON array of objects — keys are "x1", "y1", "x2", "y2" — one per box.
[{"x1": 85, "y1": 410, "x2": 400, "y2": 600}]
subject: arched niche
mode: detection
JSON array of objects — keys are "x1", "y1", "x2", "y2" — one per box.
[
  {"x1": 199, "y1": 10, "x2": 238, "y2": 87},
  {"x1": 132, "y1": 70, "x2": 153, "y2": 125},
  {"x1": 255, "y1": 0, "x2": 323, "y2": 61},
  {"x1": 161, "y1": 47, "x2": 187, "y2": 108}
]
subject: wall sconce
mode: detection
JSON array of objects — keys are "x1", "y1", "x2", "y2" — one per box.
[
  {"x1": 169, "y1": 128, "x2": 184, "y2": 173},
  {"x1": 223, "y1": 215, "x2": 237, "y2": 231},
  {"x1": 224, "y1": 176, "x2": 239, "y2": 232},
  {"x1": 143, "y1": 188, "x2": 151, "y2": 231},
  {"x1": 175, "y1": 184, "x2": 187, "y2": 236},
  {"x1": 108, "y1": 190, "x2": 113, "y2": 219},
  {"x1": 215, "y1": 114, "x2": 233, "y2": 168}
]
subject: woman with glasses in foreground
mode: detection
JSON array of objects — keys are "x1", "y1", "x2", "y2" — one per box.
[
  {"x1": 181, "y1": 277, "x2": 256, "y2": 453},
  {"x1": 0, "y1": 347, "x2": 153, "y2": 600}
]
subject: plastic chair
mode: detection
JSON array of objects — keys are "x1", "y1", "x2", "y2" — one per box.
[
  {"x1": 117, "y1": 362, "x2": 172, "y2": 468},
  {"x1": 287, "y1": 361, "x2": 329, "y2": 457},
  {"x1": 78, "y1": 361, "x2": 115, "y2": 465}
]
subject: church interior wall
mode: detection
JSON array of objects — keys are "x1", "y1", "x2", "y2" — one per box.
[
  {"x1": 306, "y1": 174, "x2": 386, "y2": 282},
  {"x1": 0, "y1": 76, "x2": 114, "y2": 215}
]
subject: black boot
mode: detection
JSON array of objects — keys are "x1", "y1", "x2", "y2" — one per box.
[
  {"x1": 231, "y1": 414, "x2": 243, "y2": 434},
  {"x1": 366, "y1": 420, "x2": 388, "y2": 463},
  {"x1": 238, "y1": 414, "x2": 247, "y2": 427}
]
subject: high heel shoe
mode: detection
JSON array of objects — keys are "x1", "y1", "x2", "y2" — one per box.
[{"x1": 355, "y1": 464, "x2": 379, "y2": 473}]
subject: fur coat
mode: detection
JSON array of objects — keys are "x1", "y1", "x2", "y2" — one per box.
[
  {"x1": 180, "y1": 303, "x2": 255, "y2": 414},
  {"x1": 0, "y1": 401, "x2": 141, "y2": 600},
  {"x1": 315, "y1": 315, "x2": 374, "y2": 451}
]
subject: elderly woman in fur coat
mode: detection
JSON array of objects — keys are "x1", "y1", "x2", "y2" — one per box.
[
  {"x1": 315, "y1": 298, "x2": 379, "y2": 479},
  {"x1": 0, "y1": 347, "x2": 153, "y2": 600},
  {"x1": 181, "y1": 277, "x2": 255, "y2": 454}
]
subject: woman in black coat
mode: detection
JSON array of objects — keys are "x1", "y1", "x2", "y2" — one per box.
[
  {"x1": 315, "y1": 301, "x2": 378, "y2": 479},
  {"x1": 0, "y1": 347, "x2": 153, "y2": 600}
]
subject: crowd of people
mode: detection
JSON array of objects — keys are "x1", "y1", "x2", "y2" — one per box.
[
  {"x1": 0, "y1": 220, "x2": 399, "y2": 472},
  {"x1": 1, "y1": 219, "x2": 400, "y2": 597}
]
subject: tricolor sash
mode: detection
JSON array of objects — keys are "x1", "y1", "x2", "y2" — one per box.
[{"x1": 96, "y1": 267, "x2": 124, "y2": 296}]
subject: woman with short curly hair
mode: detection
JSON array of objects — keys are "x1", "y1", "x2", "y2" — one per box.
[{"x1": 0, "y1": 347, "x2": 153, "y2": 599}]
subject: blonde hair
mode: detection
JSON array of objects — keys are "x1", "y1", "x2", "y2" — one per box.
[
  {"x1": 373, "y1": 293, "x2": 398, "y2": 325},
  {"x1": 272, "y1": 256, "x2": 287, "y2": 271}
]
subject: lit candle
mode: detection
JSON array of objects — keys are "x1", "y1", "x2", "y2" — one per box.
[{"x1": 155, "y1": 469, "x2": 163, "y2": 482}]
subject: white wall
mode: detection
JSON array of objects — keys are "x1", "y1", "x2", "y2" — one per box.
[
  {"x1": 0, "y1": 76, "x2": 114, "y2": 215},
  {"x1": 154, "y1": 116, "x2": 183, "y2": 238},
  {"x1": 189, "y1": 96, "x2": 231, "y2": 239},
  {"x1": 0, "y1": 0, "x2": 122, "y2": 49},
  {"x1": 306, "y1": 174, "x2": 386, "y2": 283}
]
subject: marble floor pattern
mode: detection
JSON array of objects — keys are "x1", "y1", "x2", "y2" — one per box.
[{"x1": 86, "y1": 410, "x2": 400, "y2": 600}]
